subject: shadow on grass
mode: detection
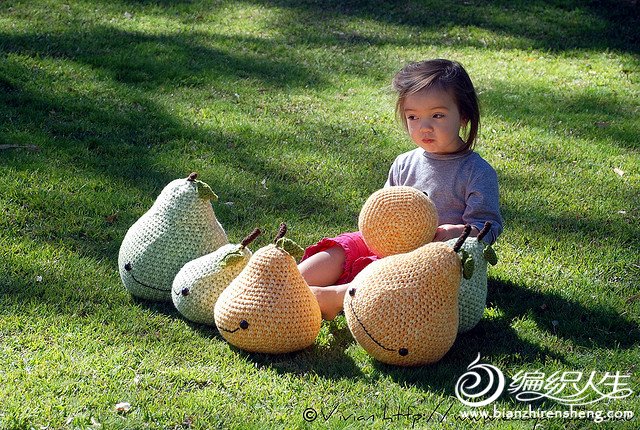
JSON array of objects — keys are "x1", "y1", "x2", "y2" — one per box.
[
  {"x1": 486, "y1": 278, "x2": 640, "y2": 349},
  {"x1": 0, "y1": 25, "x2": 322, "y2": 90},
  {"x1": 106, "y1": 0, "x2": 640, "y2": 53},
  {"x1": 0, "y1": 22, "x2": 327, "y2": 212},
  {"x1": 1, "y1": 1, "x2": 637, "y2": 268},
  {"x1": 200, "y1": 319, "x2": 365, "y2": 380},
  {"x1": 245, "y1": 0, "x2": 639, "y2": 54},
  {"x1": 122, "y1": 294, "x2": 365, "y2": 380},
  {"x1": 1, "y1": 58, "x2": 351, "y2": 265},
  {"x1": 0, "y1": 57, "x2": 387, "y2": 267},
  {"x1": 484, "y1": 84, "x2": 640, "y2": 151}
]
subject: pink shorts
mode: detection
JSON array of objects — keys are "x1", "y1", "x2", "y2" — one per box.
[{"x1": 301, "y1": 231, "x2": 379, "y2": 284}]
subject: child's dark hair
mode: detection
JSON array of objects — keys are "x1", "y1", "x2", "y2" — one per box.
[{"x1": 392, "y1": 59, "x2": 480, "y2": 151}]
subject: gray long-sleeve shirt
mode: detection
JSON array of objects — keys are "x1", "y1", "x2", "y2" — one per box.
[{"x1": 385, "y1": 148, "x2": 503, "y2": 244}]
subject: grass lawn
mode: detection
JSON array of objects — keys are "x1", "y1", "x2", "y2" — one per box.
[{"x1": 1, "y1": 0, "x2": 639, "y2": 429}]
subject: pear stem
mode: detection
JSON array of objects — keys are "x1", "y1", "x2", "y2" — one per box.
[
  {"x1": 187, "y1": 172, "x2": 198, "y2": 181},
  {"x1": 476, "y1": 221, "x2": 492, "y2": 242},
  {"x1": 241, "y1": 228, "x2": 262, "y2": 248},
  {"x1": 274, "y1": 223, "x2": 287, "y2": 243},
  {"x1": 452, "y1": 224, "x2": 472, "y2": 252}
]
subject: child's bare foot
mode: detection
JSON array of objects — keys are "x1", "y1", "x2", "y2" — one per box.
[{"x1": 310, "y1": 285, "x2": 348, "y2": 320}]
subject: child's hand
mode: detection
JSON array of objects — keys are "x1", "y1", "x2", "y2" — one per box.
[{"x1": 433, "y1": 224, "x2": 477, "y2": 242}]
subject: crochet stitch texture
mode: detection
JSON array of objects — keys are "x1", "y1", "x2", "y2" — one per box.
[
  {"x1": 344, "y1": 241, "x2": 461, "y2": 366},
  {"x1": 214, "y1": 241, "x2": 321, "y2": 354},
  {"x1": 358, "y1": 186, "x2": 438, "y2": 258},
  {"x1": 118, "y1": 174, "x2": 228, "y2": 302},
  {"x1": 172, "y1": 243, "x2": 252, "y2": 325},
  {"x1": 446, "y1": 237, "x2": 489, "y2": 333}
]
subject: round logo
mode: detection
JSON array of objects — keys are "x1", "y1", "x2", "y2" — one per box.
[{"x1": 455, "y1": 353, "x2": 506, "y2": 407}]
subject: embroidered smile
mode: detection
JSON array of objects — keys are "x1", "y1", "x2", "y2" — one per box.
[
  {"x1": 218, "y1": 320, "x2": 250, "y2": 333},
  {"x1": 124, "y1": 262, "x2": 171, "y2": 292},
  {"x1": 347, "y1": 288, "x2": 409, "y2": 357}
]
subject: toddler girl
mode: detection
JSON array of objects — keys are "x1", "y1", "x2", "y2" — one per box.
[{"x1": 299, "y1": 59, "x2": 503, "y2": 320}]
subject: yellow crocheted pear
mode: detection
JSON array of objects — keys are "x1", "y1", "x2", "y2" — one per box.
[
  {"x1": 344, "y1": 226, "x2": 473, "y2": 366},
  {"x1": 214, "y1": 224, "x2": 322, "y2": 354},
  {"x1": 118, "y1": 173, "x2": 228, "y2": 302},
  {"x1": 358, "y1": 186, "x2": 438, "y2": 258}
]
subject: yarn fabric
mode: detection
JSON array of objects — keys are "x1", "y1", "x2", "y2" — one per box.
[
  {"x1": 446, "y1": 237, "x2": 490, "y2": 333},
  {"x1": 344, "y1": 241, "x2": 461, "y2": 366},
  {"x1": 172, "y1": 244, "x2": 252, "y2": 325},
  {"x1": 358, "y1": 186, "x2": 438, "y2": 258},
  {"x1": 214, "y1": 242, "x2": 321, "y2": 354},
  {"x1": 118, "y1": 174, "x2": 228, "y2": 302}
]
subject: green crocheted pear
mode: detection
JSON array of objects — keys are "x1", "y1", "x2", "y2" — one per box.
[
  {"x1": 446, "y1": 222, "x2": 498, "y2": 333},
  {"x1": 118, "y1": 173, "x2": 229, "y2": 302},
  {"x1": 172, "y1": 229, "x2": 261, "y2": 325}
]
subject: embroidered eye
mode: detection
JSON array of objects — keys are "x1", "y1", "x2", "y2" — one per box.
[
  {"x1": 239, "y1": 320, "x2": 249, "y2": 330},
  {"x1": 399, "y1": 348, "x2": 409, "y2": 356}
]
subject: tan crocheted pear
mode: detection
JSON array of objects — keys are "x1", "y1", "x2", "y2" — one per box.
[
  {"x1": 214, "y1": 224, "x2": 321, "y2": 354},
  {"x1": 344, "y1": 226, "x2": 473, "y2": 366},
  {"x1": 358, "y1": 186, "x2": 438, "y2": 258}
]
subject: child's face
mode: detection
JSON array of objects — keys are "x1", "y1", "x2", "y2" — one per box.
[{"x1": 403, "y1": 88, "x2": 466, "y2": 155}]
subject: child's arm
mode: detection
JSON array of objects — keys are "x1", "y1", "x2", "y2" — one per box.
[{"x1": 433, "y1": 224, "x2": 479, "y2": 242}]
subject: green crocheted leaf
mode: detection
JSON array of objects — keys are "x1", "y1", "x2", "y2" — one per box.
[
  {"x1": 459, "y1": 250, "x2": 474, "y2": 280},
  {"x1": 463, "y1": 256, "x2": 475, "y2": 280},
  {"x1": 275, "y1": 238, "x2": 304, "y2": 261},
  {"x1": 483, "y1": 245, "x2": 498, "y2": 266},
  {"x1": 196, "y1": 180, "x2": 218, "y2": 201},
  {"x1": 222, "y1": 250, "x2": 245, "y2": 268}
]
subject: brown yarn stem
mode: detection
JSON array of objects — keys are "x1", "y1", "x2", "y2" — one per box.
[
  {"x1": 452, "y1": 224, "x2": 472, "y2": 252},
  {"x1": 274, "y1": 223, "x2": 287, "y2": 243},
  {"x1": 240, "y1": 228, "x2": 262, "y2": 248},
  {"x1": 476, "y1": 221, "x2": 492, "y2": 242},
  {"x1": 187, "y1": 172, "x2": 198, "y2": 181}
]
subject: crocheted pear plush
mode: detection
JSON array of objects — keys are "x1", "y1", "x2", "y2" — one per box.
[
  {"x1": 344, "y1": 226, "x2": 474, "y2": 366},
  {"x1": 446, "y1": 222, "x2": 498, "y2": 333},
  {"x1": 118, "y1": 173, "x2": 228, "y2": 302},
  {"x1": 172, "y1": 229, "x2": 261, "y2": 325},
  {"x1": 358, "y1": 186, "x2": 438, "y2": 258},
  {"x1": 214, "y1": 224, "x2": 322, "y2": 354}
]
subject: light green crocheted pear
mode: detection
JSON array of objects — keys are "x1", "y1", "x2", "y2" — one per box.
[
  {"x1": 118, "y1": 172, "x2": 229, "y2": 302},
  {"x1": 172, "y1": 229, "x2": 261, "y2": 325},
  {"x1": 446, "y1": 222, "x2": 498, "y2": 333}
]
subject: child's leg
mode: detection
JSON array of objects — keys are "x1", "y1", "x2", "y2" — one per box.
[
  {"x1": 299, "y1": 246, "x2": 347, "y2": 320},
  {"x1": 309, "y1": 284, "x2": 349, "y2": 321},
  {"x1": 298, "y1": 245, "x2": 345, "y2": 286}
]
